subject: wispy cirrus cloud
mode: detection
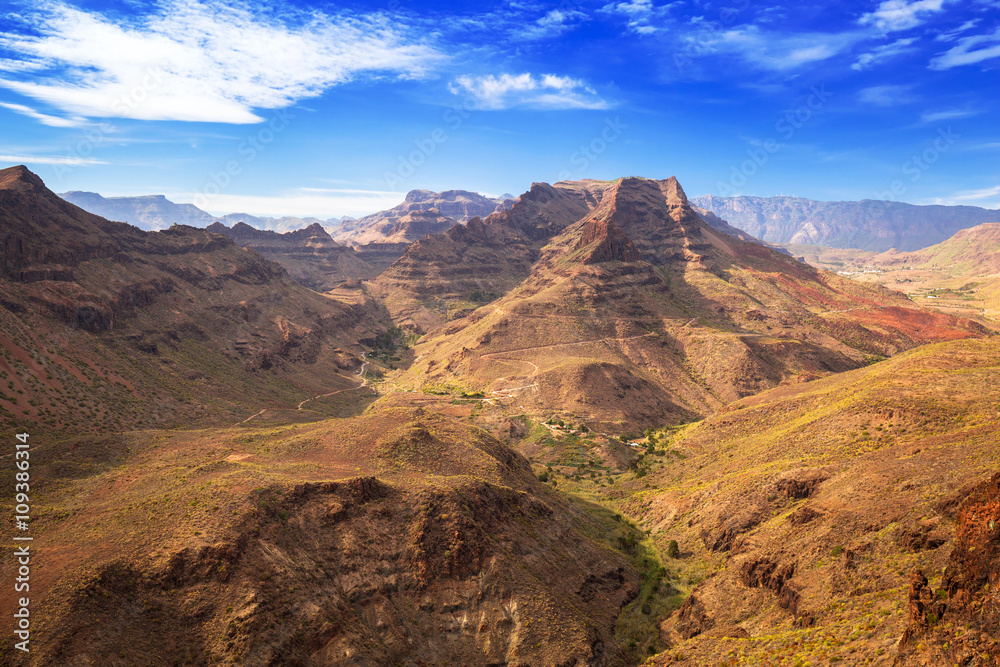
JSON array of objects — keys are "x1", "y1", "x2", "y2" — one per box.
[
  {"x1": 950, "y1": 184, "x2": 1000, "y2": 201},
  {"x1": 0, "y1": 101, "x2": 84, "y2": 127},
  {"x1": 930, "y1": 28, "x2": 1000, "y2": 69},
  {"x1": 920, "y1": 108, "x2": 980, "y2": 123},
  {"x1": 927, "y1": 184, "x2": 1000, "y2": 208},
  {"x1": 599, "y1": 0, "x2": 674, "y2": 35},
  {"x1": 935, "y1": 19, "x2": 981, "y2": 41},
  {"x1": 449, "y1": 73, "x2": 609, "y2": 110},
  {"x1": 857, "y1": 84, "x2": 918, "y2": 107},
  {"x1": 0, "y1": 154, "x2": 106, "y2": 166},
  {"x1": 858, "y1": 0, "x2": 948, "y2": 32},
  {"x1": 851, "y1": 37, "x2": 917, "y2": 70},
  {"x1": 517, "y1": 9, "x2": 588, "y2": 41},
  {"x1": 0, "y1": 0, "x2": 444, "y2": 125},
  {"x1": 693, "y1": 26, "x2": 862, "y2": 71}
]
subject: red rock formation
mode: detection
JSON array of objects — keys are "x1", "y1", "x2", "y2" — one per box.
[{"x1": 576, "y1": 218, "x2": 642, "y2": 264}]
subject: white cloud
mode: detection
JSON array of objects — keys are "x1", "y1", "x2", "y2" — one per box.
[
  {"x1": 450, "y1": 73, "x2": 609, "y2": 110},
  {"x1": 0, "y1": 102, "x2": 84, "y2": 127},
  {"x1": 936, "y1": 19, "x2": 981, "y2": 41},
  {"x1": 180, "y1": 189, "x2": 405, "y2": 218},
  {"x1": 859, "y1": 0, "x2": 947, "y2": 32},
  {"x1": 951, "y1": 184, "x2": 1000, "y2": 200},
  {"x1": 0, "y1": 154, "x2": 106, "y2": 166},
  {"x1": 518, "y1": 9, "x2": 588, "y2": 41},
  {"x1": 851, "y1": 37, "x2": 917, "y2": 69},
  {"x1": 928, "y1": 185, "x2": 1000, "y2": 208},
  {"x1": 920, "y1": 108, "x2": 979, "y2": 123},
  {"x1": 858, "y1": 84, "x2": 917, "y2": 107},
  {"x1": 0, "y1": 0, "x2": 444, "y2": 125},
  {"x1": 599, "y1": 0, "x2": 674, "y2": 34},
  {"x1": 696, "y1": 27, "x2": 862, "y2": 70},
  {"x1": 929, "y1": 28, "x2": 1000, "y2": 69}
]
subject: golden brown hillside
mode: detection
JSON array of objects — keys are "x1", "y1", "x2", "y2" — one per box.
[
  {"x1": 0, "y1": 404, "x2": 641, "y2": 666},
  {"x1": 786, "y1": 223, "x2": 1000, "y2": 325},
  {"x1": 592, "y1": 338, "x2": 1000, "y2": 665},
  {"x1": 0, "y1": 166, "x2": 392, "y2": 433},
  {"x1": 391, "y1": 177, "x2": 986, "y2": 431}
]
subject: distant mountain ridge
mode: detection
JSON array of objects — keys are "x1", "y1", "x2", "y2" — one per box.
[
  {"x1": 692, "y1": 194, "x2": 1000, "y2": 252},
  {"x1": 59, "y1": 188, "x2": 512, "y2": 243},
  {"x1": 58, "y1": 190, "x2": 344, "y2": 233},
  {"x1": 205, "y1": 221, "x2": 381, "y2": 290},
  {"x1": 332, "y1": 189, "x2": 512, "y2": 245}
]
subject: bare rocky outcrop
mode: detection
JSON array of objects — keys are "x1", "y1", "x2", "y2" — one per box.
[
  {"x1": 0, "y1": 165, "x2": 392, "y2": 433},
  {"x1": 738, "y1": 558, "x2": 809, "y2": 623},
  {"x1": 38, "y1": 471, "x2": 639, "y2": 666},
  {"x1": 577, "y1": 219, "x2": 642, "y2": 264},
  {"x1": 895, "y1": 471, "x2": 1000, "y2": 665},
  {"x1": 674, "y1": 595, "x2": 715, "y2": 639}
]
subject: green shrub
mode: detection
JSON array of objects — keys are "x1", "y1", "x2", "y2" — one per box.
[{"x1": 667, "y1": 540, "x2": 680, "y2": 559}]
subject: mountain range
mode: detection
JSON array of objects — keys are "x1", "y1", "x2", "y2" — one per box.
[
  {"x1": 204, "y1": 221, "x2": 382, "y2": 291},
  {"x1": 788, "y1": 222, "x2": 1000, "y2": 324},
  {"x1": 64, "y1": 188, "x2": 1000, "y2": 256},
  {"x1": 693, "y1": 194, "x2": 1000, "y2": 252},
  {"x1": 2, "y1": 164, "x2": 999, "y2": 666},
  {"x1": 58, "y1": 190, "x2": 351, "y2": 233},
  {"x1": 331, "y1": 189, "x2": 513, "y2": 245},
  {"x1": 59, "y1": 188, "x2": 512, "y2": 242},
  {"x1": 377, "y1": 176, "x2": 983, "y2": 431}
]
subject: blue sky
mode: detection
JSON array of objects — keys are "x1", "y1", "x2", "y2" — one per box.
[{"x1": 0, "y1": 0, "x2": 998, "y2": 218}]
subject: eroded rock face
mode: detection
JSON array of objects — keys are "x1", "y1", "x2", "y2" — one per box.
[
  {"x1": 40, "y1": 476, "x2": 639, "y2": 667},
  {"x1": 577, "y1": 219, "x2": 642, "y2": 264},
  {"x1": 895, "y1": 472, "x2": 1000, "y2": 666},
  {"x1": 674, "y1": 595, "x2": 714, "y2": 639},
  {"x1": 738, "y1": 558, "x2": 809, "y2": 623}
]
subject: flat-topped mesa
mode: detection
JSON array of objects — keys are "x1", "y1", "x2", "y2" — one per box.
[
  {"x1": 336, "y1": 188, "x2": 504, "y2": 244},
  {"x1": 584, "y1": 176, "x2": 713, "y2": 264}
]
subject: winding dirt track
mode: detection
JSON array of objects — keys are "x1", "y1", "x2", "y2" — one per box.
[
  {"x1": 478, "y1": 331, "x2": 660, "y2": 397},
  {"x1": 234, "y1": 355, "x2": 371, "y2": 425},
  {"x1": 296, "y1": 358, "x2": 370, "y2": 411}
]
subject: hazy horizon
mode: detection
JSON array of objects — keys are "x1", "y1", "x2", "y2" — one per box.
[{"x1": 2, "y1": 0, "x2": 998, "y2": 217}]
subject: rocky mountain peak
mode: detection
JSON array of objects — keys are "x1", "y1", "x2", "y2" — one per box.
[{"x1": 0, "y1": 164, "x2": 48, "y2": 193}]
